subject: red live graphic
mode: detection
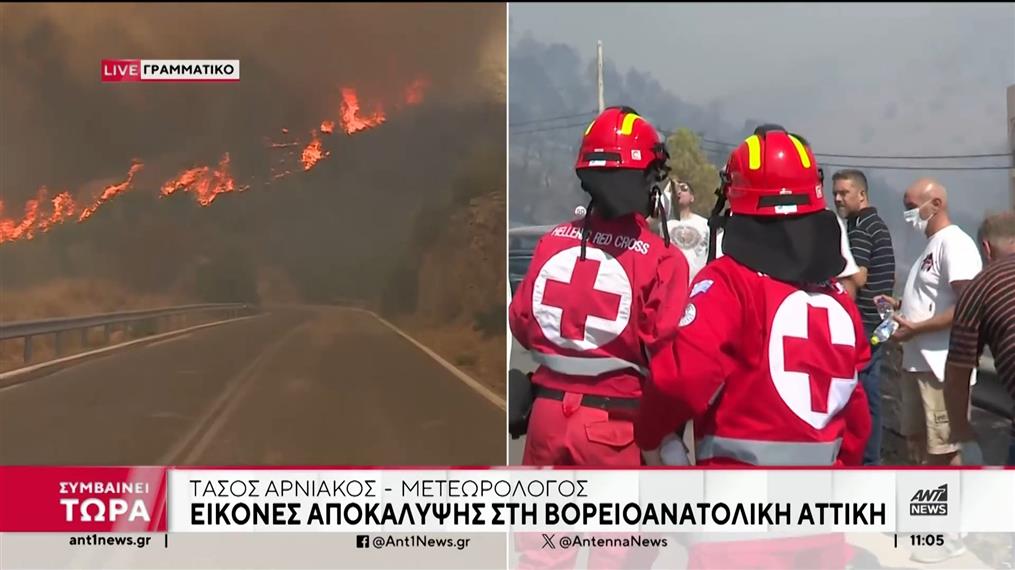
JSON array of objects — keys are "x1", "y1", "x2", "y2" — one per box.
[
  {"x1": 101, "y1": 59, "x2": 141, "y2": 82},
  {"x1": 0, "y1": 467, "x2": 168, "y2": 532}
]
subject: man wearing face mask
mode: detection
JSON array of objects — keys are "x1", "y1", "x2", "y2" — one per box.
[
  {"x1": 509, "y1": 106, "x2": 690, "y2": 468},
  {"x1": 874, "y1": 178, "x2": 983, "y2": 467}
]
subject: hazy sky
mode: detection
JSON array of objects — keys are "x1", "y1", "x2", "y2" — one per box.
[{"x1": 510, "y1": 2, "x2": 1015, "y2": 218}]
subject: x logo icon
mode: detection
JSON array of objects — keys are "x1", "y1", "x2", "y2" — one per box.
[{"x1": 541, "y1": 534, "x2": 556, "y2": 549}]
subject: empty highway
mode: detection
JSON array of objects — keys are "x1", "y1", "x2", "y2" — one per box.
[{"x1": 0, "y1": 306, "x2": 504, "y2": 465}]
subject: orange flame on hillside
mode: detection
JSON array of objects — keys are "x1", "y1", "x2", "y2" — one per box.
[
  {"x1": 300, "y1": 131, "x2": 330, "y2": 171},
  {"x1": 0, "y1": 191, "x2": 43, "y2": 243},
  {"x1": 2, "y1": 75, "x2": 432, "y2": 245},
  {"x1": 340, "y1": 88, "x2": 386, "y2": 134},
  {"x1": 78, "y1": 160, "x2": 144, "y2": 221},
  {"x1": 0, "y1": 160, "x2": 147, "y2": 243},
  {"x1": 161, "y1": 153, "x2": 247, "y2": 206}
]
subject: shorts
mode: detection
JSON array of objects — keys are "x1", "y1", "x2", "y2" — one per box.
[{"x1": 900, "y1": 370, "x2": 960, "y2": 455}]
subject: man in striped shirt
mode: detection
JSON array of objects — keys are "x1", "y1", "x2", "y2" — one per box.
[
  {"x1": 833, "y1": 169, "x2": 896, "y2": 465},
  {"x1": 945, "y1": 211, "x2": 1015, "y2": 465}
]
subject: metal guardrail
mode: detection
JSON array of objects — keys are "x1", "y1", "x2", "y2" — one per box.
[{"x1": 0, "y1": 303, "x2": 254, "y2": 364}]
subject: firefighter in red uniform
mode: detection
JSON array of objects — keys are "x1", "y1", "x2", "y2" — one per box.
[
  {"x1": 510, "y1": 106, "x2": 690, "y2": 468},
  {"x1": 635, "y1": 125, "x2": 871, "y2": 569}
]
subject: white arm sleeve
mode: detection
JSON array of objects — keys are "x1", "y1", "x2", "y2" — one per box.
[{"x1": 837, "y1": 215, "x2": 859, "y2": 278}]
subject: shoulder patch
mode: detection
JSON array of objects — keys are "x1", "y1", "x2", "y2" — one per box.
[
  {"x1": 690, "y1": 279, "x2": 714, "y2": 298},
  {"x1": 679, "y1": 303, "x2": 697, "y2": 327}
]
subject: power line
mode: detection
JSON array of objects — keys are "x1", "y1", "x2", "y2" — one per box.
[
  {"x1": 510, "y1": 119, "x2": 1012, "y2": 167},
  {"x1": 697, "y1": 137, "x2": 1009, "y2": 160},
  {"x1": 509, "y1": 111, "x2": 596, "y2": 128},
  {"x1": 511, "y1": 120, "x2": 591, "y2": 136},
  {"x1": 696, "y1": 142, "x2": 1011, "y2": 170},
  {"x1": 812, "y1": 162, "x2": 1011, "y2": 171}
]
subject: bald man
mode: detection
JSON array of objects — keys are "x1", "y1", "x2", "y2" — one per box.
[{"x1": 875, "y1": 178, "x2": 983, "y2": 467}]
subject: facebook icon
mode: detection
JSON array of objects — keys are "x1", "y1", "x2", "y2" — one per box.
[{"x1": 356, "y1": 535, "x2": 370, "y2": 549}]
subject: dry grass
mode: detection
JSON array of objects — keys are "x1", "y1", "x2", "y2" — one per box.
[
  {"x1": 0, "y1": 278, "x2": 183, "y2": 322},
  {"x1": 0, "y1": 278, "x2": 190, "y2": 372},
  {"x1": 393, "y1": 189, "x2": 507, "y2": 399}
]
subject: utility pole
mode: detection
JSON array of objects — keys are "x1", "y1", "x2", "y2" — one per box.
[
  {"x1": 1008, "y1": 84, "x2": 1014, "y2": 208},
  {"x1": 596, "y1": 40, "x2": 605, "y2": 113}
]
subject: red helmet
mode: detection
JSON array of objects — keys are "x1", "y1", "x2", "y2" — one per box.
[
  {"x1": 575, "y1": 106, "x2": 666, "y2": 171},
  {"x1": 723, "y1": 125, "x2": 825, "y2": 216}
]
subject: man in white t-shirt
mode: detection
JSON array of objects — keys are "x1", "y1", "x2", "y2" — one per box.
[
  {"x1": 875, "y1": 178, "x2": 982, "y2": 467},
  {"x1": 658, "y1": 180, "x2": 710, "y2": 282}
]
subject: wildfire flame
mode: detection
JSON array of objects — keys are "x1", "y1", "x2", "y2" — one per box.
[
  {"x1": 78, "y1": 160, "x2": 144, "y2": 221},
  {"x1": 0, "y1": 191, "x2": 43, "y2": 243},
  {"x1": 0, "y1": 188, "x2": 78, "y2": 243},
  {"x1": 39, "y1": 192, "x2": 79, "y2": 232},
  {"x1": 2, "y1": 75, "x2": 432, "y2": 246},
  {"x1": 161, "y1": 153, "x2": 247, "y2": 207},
  {"x1": 0, "y1": 160, "x2": 147, "y2": 243},
  {"x1": 300, "y1": 131, "x2": 330, "y2": 171},
  {"x1": 340, "y1": 88, "x2": 386, "y2": 134}
]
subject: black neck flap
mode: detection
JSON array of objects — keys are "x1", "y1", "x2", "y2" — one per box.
[{"x1": 721, "y1": 209, "x2": 846, "y2": 284}]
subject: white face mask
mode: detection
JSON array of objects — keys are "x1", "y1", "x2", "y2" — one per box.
[{"x1": 903, "y1": 202, "x2": 932, "y2": 234}]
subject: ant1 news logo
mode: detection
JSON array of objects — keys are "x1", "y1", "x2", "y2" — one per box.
[{"x1": 909, "y1": 484, "x2": 949, "y2": 516}]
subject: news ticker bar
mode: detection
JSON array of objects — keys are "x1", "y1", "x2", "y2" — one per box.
[
  {"x1": 1, "y1": 467, "x2": 1014, "y2": 534},
  {"x1": 101, "y1": 59, "x2": 240, "y2": 82}
]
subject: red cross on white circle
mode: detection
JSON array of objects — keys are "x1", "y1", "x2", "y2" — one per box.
[
  {"x1": 532, "y1": 246, "x2": 632, "y2": 351},
  {"x1": 768, "y1": 291, "x2": 858, "y2": 429}
]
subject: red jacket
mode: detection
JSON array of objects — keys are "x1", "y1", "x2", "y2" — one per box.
[
  {"x1": 635, "y1": 255, "x2": 872, "y2": 466},
  {"x1": 510, "y1": 213, "x2": 689, "y2": 399}
]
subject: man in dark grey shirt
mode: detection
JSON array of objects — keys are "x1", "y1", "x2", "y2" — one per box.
[{"x1": 833, "y1": 169, "x2": 896, "y2": 465}]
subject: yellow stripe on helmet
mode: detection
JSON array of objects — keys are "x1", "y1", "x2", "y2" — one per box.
[
  {"x1": 618, "y1": 113, "x2": 641, "y2": 136},
  {"x1": 787, "y1": 134, "x2": 812, "y2": 168},
  {"x1": 584, "y1": 121, "x2": 596, "y2": 136},
  {"x1": 745, "y1": 135, "x2": 761, "y2": 170}
]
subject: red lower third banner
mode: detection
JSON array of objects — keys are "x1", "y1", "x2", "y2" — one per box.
[{"x1": 0, "y1": 467, "x2": 168, "y2": 532}]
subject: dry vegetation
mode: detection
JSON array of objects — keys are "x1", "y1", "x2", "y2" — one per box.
[
  {"x1": 0, "y1": 278, "x2": 183, "y2": 322},
  {"x1": 393, "y1": 189, "x2": 506, "y2": 396}
]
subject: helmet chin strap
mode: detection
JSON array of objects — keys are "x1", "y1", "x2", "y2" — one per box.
[
  {"x1": 707, "y1": 174, "x2": 730, "y2": 263},
  {"x1": 652, "y1": 179, "x2": 671, "y2": 248},
  {"x1": 579, "y1": 198, "x2": 595, "y2": 261}
]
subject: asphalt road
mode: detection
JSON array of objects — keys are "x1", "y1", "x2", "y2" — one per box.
[{"x1": 0, "y1": 306, "x2": 504, "y2": 465}]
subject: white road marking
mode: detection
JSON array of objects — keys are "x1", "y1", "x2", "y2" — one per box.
[
  {"x1": 160, "y1": 321, "x2": 309, "y2": 465},
  {"x1": 346, "y1": 307, "x2": 506, "y2": 411}
]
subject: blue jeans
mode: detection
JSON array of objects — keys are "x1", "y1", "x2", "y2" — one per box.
[
  {"x1": 1008, "y1": 437, "x2": 1015, "y2": 466},
  {"x1": 860, "y1": 343, "x2": 885, "y2": 466}
]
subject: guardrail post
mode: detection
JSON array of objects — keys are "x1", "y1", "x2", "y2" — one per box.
[
  {"x1": 104, "y1": 324, "x2": 111, "y2": 345},
  {"x1": 80, "y1": 327, "x2": 88, "y2": 349},
  {"x1": 54, "y1": 331, "x2": 63, "y2": 356},
  {"x1": 24, "y1": 336, "x2": 32, "y2": 363}
]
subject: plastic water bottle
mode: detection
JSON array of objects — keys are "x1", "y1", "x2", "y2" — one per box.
[{"x1": 870, "y1": 299, "x2": 899, "y2": 346}]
